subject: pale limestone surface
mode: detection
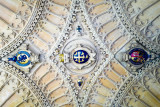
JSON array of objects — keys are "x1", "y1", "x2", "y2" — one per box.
[{"x1": 0, "y1": 0, "x2": 159, "y2": 107}]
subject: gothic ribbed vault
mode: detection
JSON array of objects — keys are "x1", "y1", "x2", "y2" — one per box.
[{"x1": 0, "y1": 0, "x2": 159, "y2": 107}]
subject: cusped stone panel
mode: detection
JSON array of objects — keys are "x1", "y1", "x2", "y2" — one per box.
[
  {"x1": 0, "y1": 69, "x2": 41, "y2": 107},
  {"x1": 0, "y1": 0, "x2": 45, "y2": 57},
  {"x1": 0, "y1": 61, "x2": 50, "y2": 107},
  {"x1": 0, "y1": 0, "x2": 36, "y2": 48},
  {"x1": 84, "y1": 0, "x2": 131, "y2": 54},
  {"x1": 27, "y1": 0, "x2": 72, "y2": 54},
  {"x1": 0, "y1": 0, "x2": 159, "y2": 107},
  {"x1": 111, "y1": 0, "x2": 160, "y2": 53},
  {"x1": 118, "y1": 68, "x2": 160, "y2": 107}
]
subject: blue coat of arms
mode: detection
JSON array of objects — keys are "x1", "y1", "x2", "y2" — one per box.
[{"x1": 73, "y1": 50, "x2": 90, "y2": 64}]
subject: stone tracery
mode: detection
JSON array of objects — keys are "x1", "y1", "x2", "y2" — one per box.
[{"x1": 0, "y1": 0, "x2": 159, "y2": 107}]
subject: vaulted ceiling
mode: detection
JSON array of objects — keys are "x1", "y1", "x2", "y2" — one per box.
[{"x1": 0, "y1": 0, "x2": 159, "y2": 107}]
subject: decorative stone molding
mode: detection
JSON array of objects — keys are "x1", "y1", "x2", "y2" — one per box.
[
  {"x1": 0, "y1": 0, "x2": 159, "y2": 106},
  {"x1": 111, "y1": 0, "x2": 160, "y2": 54},
  {"x1": 0, "y1": 0, "x2": 46, "y2": 58},
  {"x1": 111, "y1": 57, "x2": 160, "y2": 106},
  {"x1": 0, "y1": 61, "x2": 51, "y2": 107}
]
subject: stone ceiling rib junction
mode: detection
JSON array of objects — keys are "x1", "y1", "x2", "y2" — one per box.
[{"x1": 0, "y1": 0, "x2": 159, "y2": 107}]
